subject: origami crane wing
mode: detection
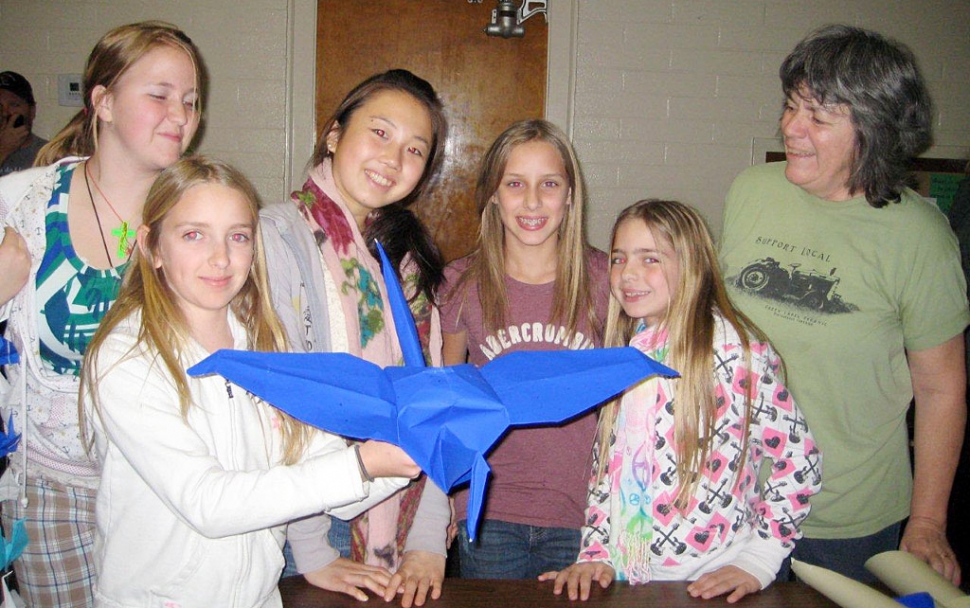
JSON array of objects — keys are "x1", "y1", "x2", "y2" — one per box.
[
  {"x1": 187, "y1": 351, "x2": 400, "y2": 444},
  {"x1": 481, "y1": 348, "x2": 679, "y2": 426},
  {"x1": 0, "y1": 336, "x2": 18, "y2": 366},
  {"x1": 190, "y1": 351, "x2": 505, "y2": 502}
]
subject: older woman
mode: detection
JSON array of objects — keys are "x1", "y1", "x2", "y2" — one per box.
[{"x1": 720, "y1": 25, "x2": 968, "y2": 584}]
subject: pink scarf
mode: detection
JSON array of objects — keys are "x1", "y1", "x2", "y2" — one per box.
[
  {"x1": 607, "y1": 324, "x2": 671, "y2": 582},
  {"x1": 292, "y1": 162, "x2": 432, "y2": 570}
]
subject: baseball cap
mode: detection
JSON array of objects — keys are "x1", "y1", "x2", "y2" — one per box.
[{"x1": 0, "y1": 71, "x2": 36, "y2": 106}]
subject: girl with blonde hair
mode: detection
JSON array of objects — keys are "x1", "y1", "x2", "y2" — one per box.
[
  {"x1": 441, "y1": 119, "x2": 609, "y2": 578},
  {"x1": 0, "y1": 21, "x2": 202, "y2": 605},
  {"x1": 542, "y1": 200, "x2": 821, "y2": 602},
  {"x1": 80, "y1": 156, "x2": 419, "y2": 607}
]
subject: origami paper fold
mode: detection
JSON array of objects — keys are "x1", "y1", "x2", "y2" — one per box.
[
  {"x1": 188, "y1": 243, "x2": 678, "y2": 539},
  {"x1": 0, "y1": 415, "x2": 19, "y2": 459},
  {"x1": 0, "y1": 519, "x2": 27, "y2": 572},
  {"x1": 0, "y1": 336, "x2": 17, "y2": 366}
]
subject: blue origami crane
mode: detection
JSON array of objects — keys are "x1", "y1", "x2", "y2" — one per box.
[
  {"x1": 0, "y1": 518, "x2": 27, "y2": 571},
  {"x1": 0, "y1": 336, "x2": 17, "y2": 366},
  {"x1": 188, "y1": 244, "x2": 678, "y2": 539}
]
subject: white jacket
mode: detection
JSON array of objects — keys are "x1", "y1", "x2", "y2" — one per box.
[{"x1": 87, "y1": 312, "x2": 409, "y2": 608}]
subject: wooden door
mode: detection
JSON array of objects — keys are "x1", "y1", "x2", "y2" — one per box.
[{"x1": 317, "y1": 0, "x2": 547, "y2": 262}]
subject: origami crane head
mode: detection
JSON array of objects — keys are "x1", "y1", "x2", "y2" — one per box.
[{"x1": 188, "y1": 243, "x2": 678, "y2": 539}]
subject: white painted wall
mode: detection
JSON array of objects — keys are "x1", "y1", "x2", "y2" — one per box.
[{"x1": 1, "y1": 0, "x2": 967, "y2": 248}]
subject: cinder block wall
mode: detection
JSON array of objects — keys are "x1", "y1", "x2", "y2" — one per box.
[
  {"x1": 569, "y1": 0, "x2": 970, "y2": 247},
  {"x1": 1, "y1": 0, "x2": 967, "y2": 246},
  {"x1": 0, "y1": 0, "x2": 292, "y2": 201}
]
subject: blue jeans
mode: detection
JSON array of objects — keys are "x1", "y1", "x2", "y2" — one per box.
[
  {"x1": 457, "y1": 519, "x2": 580, "y2": 579},
  {"x1": 281, "y1": 517, "x2": 353, "y2": 579},
  {"x1": 783, "y1": 521, "x2": 902, "y2": 584},
  {"x1": 328, "y1": 516, "x2": 353, "y2": 558}
]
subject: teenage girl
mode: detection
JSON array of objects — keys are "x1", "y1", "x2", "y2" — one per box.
[
  {"x1": 79, "y1": 156, "x2": 418, "y2": 606},
  {"x1": 0, "y1": 22, "x2": 202, "y2": 606},
  {"x1": 440, "y1": 119, "x2": 609, "y2": 579},
  {"x1": 260, "y1": 69, "x2": 449, "y2": 606},
  {"x1": 540, "y1": 199, "x2": 822, "y2": 603}
]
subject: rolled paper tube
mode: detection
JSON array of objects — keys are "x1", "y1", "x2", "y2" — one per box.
[
  {"x1": 865, "y1": 551, "x2": 969, "y2": 608},
  {"x1": 791, "y1": 558, "x2": 901, "y2": 608}
]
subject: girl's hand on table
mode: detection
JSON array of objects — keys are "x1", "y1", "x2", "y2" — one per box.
[
  {"x1": 539, "y1": 562, "x2": 615, "y2": 601},
  {"x1": 384, "y1": 550, "x2": 445, "y2": 607},
  {"x1": 304, "y1": 557, "x2": 392, "y2": 601},
  {"x1": 687, "y1": 565, "x2": 760, "y2": 603}
]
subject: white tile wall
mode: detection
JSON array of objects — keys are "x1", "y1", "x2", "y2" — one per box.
[{"x1": 1, "y1": 0, "x2": 967, "y2": 248}]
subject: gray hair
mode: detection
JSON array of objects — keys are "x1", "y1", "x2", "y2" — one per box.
[{"x1": 780, "y1": 24, "x2": 932, "y2": 207}]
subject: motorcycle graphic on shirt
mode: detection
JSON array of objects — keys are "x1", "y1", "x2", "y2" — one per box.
[{"x1": 730, "y1": 257, "x2": 856, "y2": 314}]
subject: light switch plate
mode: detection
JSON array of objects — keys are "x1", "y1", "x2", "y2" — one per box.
[{"x1": 57, "y1": 74, "x2": 83, "y2": 107}]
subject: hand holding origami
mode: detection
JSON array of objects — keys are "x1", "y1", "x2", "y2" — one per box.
[{"x1": 188, "y1": 243, "x2": 678, "y2": 539}]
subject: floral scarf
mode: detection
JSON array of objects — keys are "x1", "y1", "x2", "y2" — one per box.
[
  {"x1": 292, "y1": 161, "x2": 432, "y2": 570},
  {"x1": 608, "y1": 322, "x2": 671, "y2": 583}
]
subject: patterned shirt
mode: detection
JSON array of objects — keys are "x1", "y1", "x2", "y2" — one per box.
[
  {"x1": 35, "y1": 162, "x2": 127, "y2": 375},
  {"x1": 579, "y1": 314, "x2": 821, "y2": 587}
]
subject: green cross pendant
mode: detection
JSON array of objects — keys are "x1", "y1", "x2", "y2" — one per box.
[{"x1": 112, "y1": 221, "x2": 135, "y2": 259}]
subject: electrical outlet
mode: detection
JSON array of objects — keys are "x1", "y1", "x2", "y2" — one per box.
[{"x1": 57, "y1": 74, "x2": 83, "y2": 107}]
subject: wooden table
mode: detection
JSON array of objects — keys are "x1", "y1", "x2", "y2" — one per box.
[{"x1": 280, "y1": 577, "x2": 838, "y2": 607}]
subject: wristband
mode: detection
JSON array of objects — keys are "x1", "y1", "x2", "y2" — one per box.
[{"x1": 353, "y1": 444, "x2": 374, "y2": 483}]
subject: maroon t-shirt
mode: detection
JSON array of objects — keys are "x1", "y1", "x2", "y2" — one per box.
[{"x1": 440, "y1": 250, "x2": 610, "y2": 529}]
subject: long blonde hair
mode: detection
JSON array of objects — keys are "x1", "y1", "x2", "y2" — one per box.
[
  {"x1": 36, "y1": 21, "x2": 203, "y2": 166},
  {"x1": 446, "y1": 119, "x2": 600, "y2": 340},
  {"x1": 81, "y1": 156, "x2": 309, "y2": 464},
  {"x1": 596, "y1": 199, "x2": 766, "y2": 509}
]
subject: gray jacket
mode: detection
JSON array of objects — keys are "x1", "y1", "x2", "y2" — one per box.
[{"x1": 259, "y1": 201, "x2": 448, "y2": 571}]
